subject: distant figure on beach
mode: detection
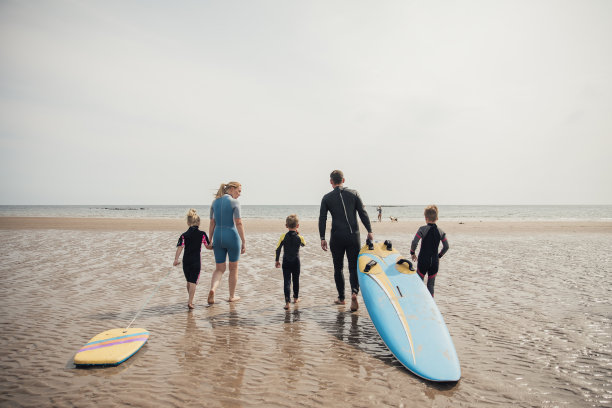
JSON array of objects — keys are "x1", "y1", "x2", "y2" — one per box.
[
  {"x1": 319, "y1": 169, "x2": 374, "y2": 311},
  {"x1": 410, "y1": 205, "x2": 449, "y2": 297},
  {"x1": 377, "y1": 206, "x2": 382, "y2": 222},
  {"x1": 173, "y1": 209, "x2": 211, "y2": 309},
  {"x1": 275, "y1": 214, "x2": 306, "y2": 310},
  {"x1": 207, "y1": 182, "x2": 246, "y2": 304}
]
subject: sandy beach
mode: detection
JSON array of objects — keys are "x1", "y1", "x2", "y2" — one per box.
[{"x1": 1, "y1": 217, "x2": 611, "y2": 407}]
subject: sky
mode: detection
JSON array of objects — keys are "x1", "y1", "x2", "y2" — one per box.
[{"x1": 1, "y1": 0, "x2": 611, "y2": 205}]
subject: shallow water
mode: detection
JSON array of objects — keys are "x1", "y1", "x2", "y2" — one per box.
[{"x1": 0, "y1": 229, "x2": 610, "y2": 407}]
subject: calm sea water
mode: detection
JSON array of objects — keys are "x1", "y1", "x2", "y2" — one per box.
[{"x1": 1, "y1": 205, "x2": 611, "y2": 221}]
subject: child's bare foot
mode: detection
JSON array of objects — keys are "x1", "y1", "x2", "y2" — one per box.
[
  {"x1": 228, "y1": 296, "x2": 241, "y2": 302},
  {"x1": 188, "y1": 303, "x2": 195, "y2": 310},
  {"x1": 207, "y1": 290, "x2": 215, "y2": 305},
  {"x1": 284, "y1": 302, "x2": 290, "y2": 310},
  {"x1": 293, "y1": 298, "x2": 300, "y2": 304},
  {"x1": 350, "y1": 293, "x2": 359, "y2": 311},
  {"x1": 334, "y1": 298, "x2": 345, "y2": 305}
]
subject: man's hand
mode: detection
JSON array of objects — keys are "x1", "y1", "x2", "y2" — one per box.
[{"x1": 321, "y1": 239, "x2": 328, "y2": 251}]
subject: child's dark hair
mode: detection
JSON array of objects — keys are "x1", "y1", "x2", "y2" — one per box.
[{"x1": 286, "y1": 214, "x2": 299, "y2": 229}]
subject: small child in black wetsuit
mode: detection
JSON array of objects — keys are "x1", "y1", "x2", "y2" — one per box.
[
  {"x1": 275, "y1": 214, "x2": 306, "y2": 310},
  {"x1": 410, "y1": 205, "x2": 449, "y2": 297},
  {"x1": 174, "y1": 209, "x2": 211, "y2": 309}
]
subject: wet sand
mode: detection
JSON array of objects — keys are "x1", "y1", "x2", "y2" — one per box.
[{"x1": 1, "y1": 217, "x2": 611, "y2": 407}]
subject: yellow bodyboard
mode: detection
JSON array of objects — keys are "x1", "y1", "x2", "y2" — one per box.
[{"x1": 74, "y1": 328, "x2": 149, "y2": 366}]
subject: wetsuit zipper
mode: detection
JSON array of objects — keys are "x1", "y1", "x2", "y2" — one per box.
[{"x1": 338, "y1": 188, "x2": 353, "y2": 234}]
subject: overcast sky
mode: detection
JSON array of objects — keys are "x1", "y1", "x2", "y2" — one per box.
[{"x1": 1, "y1": 0, "x2": 611, "y2": 205}]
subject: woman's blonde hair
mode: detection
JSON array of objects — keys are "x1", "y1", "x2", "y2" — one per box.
[
  {"x1": 186, "y1": 208, "x2": 200, "y2": 226},
  {"x1": 424, "y1": 205, "x2": 438, "y2": 222},
  {"x1": 214, "y1": 181, "x2": 241, "y2": 199}
]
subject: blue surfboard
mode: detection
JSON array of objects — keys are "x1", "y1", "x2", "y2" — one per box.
[{"x1": 358, "y1": 241, "x2": 461, "y2": 382}]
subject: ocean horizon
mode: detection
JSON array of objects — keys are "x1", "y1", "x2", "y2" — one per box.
[{"x1": 1, "y1": 204, "x2": 611, "y2": 221}]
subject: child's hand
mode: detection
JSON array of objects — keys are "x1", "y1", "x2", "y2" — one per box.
[
  {"x1": 411, "y1": 254, "x2": 417, "y2": 262},
  {"x1": 275, "y1": 261, "x2": 281, "y2": 268},
  {"x1": 173, "y1": 259, "x2": 180, "y2": 266}
]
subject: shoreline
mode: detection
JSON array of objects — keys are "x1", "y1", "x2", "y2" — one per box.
[{"x1": 1, "y1": 216, "x2": 610, "y2": 234}]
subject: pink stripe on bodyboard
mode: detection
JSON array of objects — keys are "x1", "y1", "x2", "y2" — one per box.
[{"x1": 79, "y1": 336, "x2": 148, "y2": 353}]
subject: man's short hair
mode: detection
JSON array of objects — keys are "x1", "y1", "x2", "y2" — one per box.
[
  {"x1": 286, "y1": 214, "x2": 299, "y2": 228},
  {"x1": 330, "y1": 170, "x2": 344, "y2": 185}
]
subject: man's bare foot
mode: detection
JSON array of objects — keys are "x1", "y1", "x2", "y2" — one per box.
[
  {"x1": 350, "y1": 293, "x2": 359, "y2": 311},
  {"x1": 207, "y1": 290, "x2": 215, "y2": 305},
  {"x1": 293, "y1": 298, "x2": 300, "y2": 304},
  {"x1": 228, "y1": 296, "x2": 241, "y2": 302},
  {"x1": 188, "y1": 303, "x2": 195, "y2": 310},
  {"x1": 284, "y1": 302, "x2": 290, "y2": 310},
  {"x1": 334, "y1": 298, "x2": 345, "y2": 305}
]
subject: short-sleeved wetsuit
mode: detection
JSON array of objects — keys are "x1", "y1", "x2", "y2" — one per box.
[
  {"x1": 410, "y1": 223, "x2": 449, "y2": 296},
  {"x1": 176, "y1": 226, "x2": 210, "y2": 284},
  {"x1": 210, "y1": 194, "x2": 242, "y2": 263},
  {"x1": 275, "y1": 231, "x2": 306, "y2": 302},
  {"x1": 319, "y1": 186, "x2": 372, "y2": 300}
]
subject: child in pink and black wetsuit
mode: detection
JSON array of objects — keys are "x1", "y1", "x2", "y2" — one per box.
[
  {"x1": 173, "y1": 209, "x2": 210, "y2": 309},
  {"x1": 410, "y1": 205, "x2": 449, "y2": 297}
]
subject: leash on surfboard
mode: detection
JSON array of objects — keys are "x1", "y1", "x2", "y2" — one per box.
[{"x1": 124, "y1": 268, "x2": 174, "y2": 332}]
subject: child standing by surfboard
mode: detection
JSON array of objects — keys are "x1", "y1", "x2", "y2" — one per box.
[
  {"x1": 275, "y1": 214, "x2": 306, "y2": 310},
  {"x1": 173, "y1": 209, "x2": 211, "y2": 309},
  {"x1": 410, "y1": 205, "x2": 449, "y2": 297}
]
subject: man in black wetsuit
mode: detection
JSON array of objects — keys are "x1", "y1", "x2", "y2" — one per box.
[{"x1": 319, "y1": 170, "x2": 374, "y2": 311}]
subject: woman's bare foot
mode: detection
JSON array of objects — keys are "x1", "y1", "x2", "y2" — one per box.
[
  {"x1": 228, "y1": 296, "x2": 241, "y2": 302},
  {"x1": 284, "y1": 302, "x2": 290, "y2": 310},
  {"x1": 207, "y1": 290, "x2": 215, "y2": 305},
  {"x1": 350, "y1": 293, "x2": 359, "y2": 311},
  {"x1": 293, "y1": 298, "x2": 300, "y2": 304},
  {"x1": 188, "y1": 303, "x2": 195, "y2": 310},
  {"x1": 334, "y1": 298, "x2": 346, "y2": 305}
]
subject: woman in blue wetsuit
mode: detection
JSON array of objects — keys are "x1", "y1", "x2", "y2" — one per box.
[{"x1": 207, "y1": 181, "x2": 246, "y2": 304}]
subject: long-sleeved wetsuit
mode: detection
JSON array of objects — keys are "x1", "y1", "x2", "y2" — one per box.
[
  {"x1": 275, "y1": 230, "x2": 306, "y2": 302},
  {"x1": 319, "y1": 186, "x2": 372, "y2": 300},
  {"x1": 410, "y1": 223, "x2": 449, "y2": 296}
]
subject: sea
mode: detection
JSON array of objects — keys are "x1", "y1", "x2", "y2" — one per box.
[{"x1": 1, "y1": 204, "x2": 611, "y2": 221}]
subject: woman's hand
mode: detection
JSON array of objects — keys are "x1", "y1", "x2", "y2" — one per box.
[{"x1": 241, "y1": 243, "x2": 246, "y2": 254}]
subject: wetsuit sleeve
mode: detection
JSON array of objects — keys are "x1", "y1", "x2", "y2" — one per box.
[
  {"x1": 354, "y1": 190, "x2": 372, "y2": 233},
  {"x1": 410, "y1": 227, "x2": 423, "y2": 255},
  {"x1": 232, "y1": 199, "x2": 241, "y2": 219},
  {"x1": 202, "y1": 232, "x2": 210, "y2": 247},
  {"x1": 275, "y1": 234, "x2": 286, "y2": 262},
  {"x1": 299, "y1": 235, "x2": 306, "y2": 246},
  {"x1": 439, "y1": 229, "x2": 449, "y2": 258},
  {"x1": 177, "y1": 235, "x2": 185, "y2": 248},
  {"x1": 318, "y1": 196, "x2": 328, "y2": 240}
]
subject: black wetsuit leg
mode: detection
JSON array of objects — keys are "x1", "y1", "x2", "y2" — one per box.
[
  {"x1": 282, "y1": 259, "x2": 300, "y2": 303},
  {"x1": 292, "y1": 268, "x2": 300, "y2": 300},
  {"x1": 417, "y1": 259, "x2": 439, "y2": 296},
  {"x1": 330, "y1": 232, "x2": 360, "y2": 300}
]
